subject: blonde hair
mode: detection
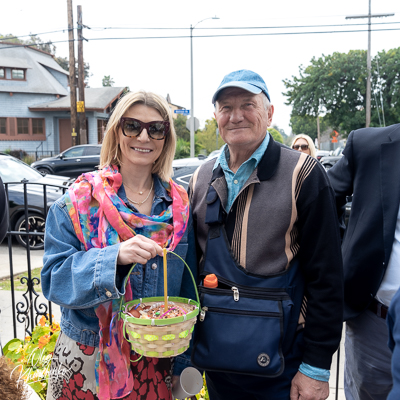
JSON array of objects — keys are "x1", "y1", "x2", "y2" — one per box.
[
  {"x1": 100, "y1": 90, "x2": 176, "y2": 182},
  {"x1": 291, "y1": 134, "x2": 316, "y2": 158}
]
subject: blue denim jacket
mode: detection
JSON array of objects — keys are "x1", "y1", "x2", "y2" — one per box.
[{"x1": 41, "y1": 176, "x2": 197, "y2": 375}]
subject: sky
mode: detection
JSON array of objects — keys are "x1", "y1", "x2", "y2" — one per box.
[{"x1": 1, "y1": 0, "x2": 400, "y2": 137}]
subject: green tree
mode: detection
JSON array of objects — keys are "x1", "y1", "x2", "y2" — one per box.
[
  {"x1": 196, "y1": 118, "x2": 225, "y2": 155},
  {"x1": 102, "y1": 75, "x2": 115, "y2": 87},
  {"x1": 289, "y1": 115, "x2": 329, "y2": 140},
  {"x1": 173, "y1": 114, "x2": 190, "y2": 142},
  {"x1": 175, "y1": 138, "x2": 190, "y2": 159},
  {"x1": 283, "y1": 48, "x2": 400, "y2": 137},
  {"x1": 267, "y1": 127, "x2": 283, "y2": 143}
]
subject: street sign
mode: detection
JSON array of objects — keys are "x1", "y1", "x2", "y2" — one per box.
[
  {"x1": 186, "y1": 117, "x2": 200, "y2": 131},
  {"x1": 174, "y1": 109, "x2": 190, "y2": 115},
  {"x1": 77, "y1": 101, "x2": 85, "y2": 112}
]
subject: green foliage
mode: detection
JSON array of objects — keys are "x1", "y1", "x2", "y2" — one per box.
[
  {"x1": 3, "y1": 316, "x2": 61, "y2": 399},
  {"x1": 54, "y1": 56, "x2": 91, "y2": 86},
  {"x1": 173, "y1": 114, "x2": 190, "y2": 142},
  {"x1": 196, "y1": 118, "x2": 225, "y2": 155},
  {"x1": 102, "y1": 75, "x2": 115, "y2": 87},
  {"x1": 283, "y1": 48, "x2": 400, "y2": 136},
  {"x1": 175, "y1": 138, "x2": 190, "y2": 159},
  {"x1": 267, "y1": 128, "x2": 283, "y2": 143},
  {"x1": 289, "y1": 115, "x2": 329, "y2": 140},
  {"x1": 0, "y1": 33, "x2": 56, "y2": 54}
]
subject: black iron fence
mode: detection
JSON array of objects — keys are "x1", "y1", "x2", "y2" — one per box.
[{"x1": 3, "y1": 181, "x2": 69, "y2": 337}]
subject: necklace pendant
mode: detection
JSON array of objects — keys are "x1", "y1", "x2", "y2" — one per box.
[{"x1": 138, "y1": 191, "x2": 143, "y2": 195}]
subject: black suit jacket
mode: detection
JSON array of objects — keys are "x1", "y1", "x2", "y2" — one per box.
[{"x1": 328, "y1": 123, "x2": 400, "y2": 320}]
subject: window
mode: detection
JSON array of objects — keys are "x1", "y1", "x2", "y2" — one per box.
[
  {"x1": 0, "y1": 118, "x2": 6, "y2": 134},
  {"x1": 63, "y1": 147, "x2": 85, "y2": 158},
  {"x1": 84, "y1": 146, "x2": 101, "y2": 156},
  {"x1": 17, "y1": 118, "x2": 29, "y2": 134},
  {"x1": 12, "y1": 69, "x2": 25, "y2": 80},
  {"x1": 32, "y1": 119, "x2": 44, "y2": 135},
  {"x1": 0, "y1": 68, "x2": 4, "y2": 79}
]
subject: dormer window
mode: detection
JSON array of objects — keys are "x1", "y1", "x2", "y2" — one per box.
[{"x1": 11, "y1": 69, "x2": 25, "y2": 80}]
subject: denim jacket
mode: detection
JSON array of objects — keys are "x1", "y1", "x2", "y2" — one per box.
[{"x1": 41, "y1": 176, "x2": 197, "y2": 375}]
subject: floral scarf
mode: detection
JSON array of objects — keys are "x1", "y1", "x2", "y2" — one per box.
[{"x1": 64, "y1": 165, "x2": 189, "y2": 400}]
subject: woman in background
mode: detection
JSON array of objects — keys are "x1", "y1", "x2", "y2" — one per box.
[{"x1": 291, "y1": 134, "x2": 316, "y2": 158}]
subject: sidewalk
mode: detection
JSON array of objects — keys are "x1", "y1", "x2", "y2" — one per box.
[
  {"x1": 0, "y1": 242, "x2": 345, "y2": 399},
  {"x1": 0, "y1": 242, "x2": 44, "y2": 279}
]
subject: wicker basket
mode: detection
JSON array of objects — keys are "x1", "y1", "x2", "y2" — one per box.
[{"x1": 122, "y1": 296, "x2": 199, "y2": 358}]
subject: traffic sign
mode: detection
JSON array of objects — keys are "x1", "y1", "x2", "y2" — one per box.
[
  {"x1": 174, "y1": 109, "x2": 190, "y2": 115},
  {"x1": 77, "y1": 101, "x2": 85, "y2": 112},
  {"x1": 186, "y1": 117, "x2": 200, "y2": 131}
]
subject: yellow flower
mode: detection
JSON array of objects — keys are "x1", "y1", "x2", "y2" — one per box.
[
  {"x1": 25, "y1": 335, "x2": 31, "y2": 342},
  {"x1": 39, "y1": 316, "x2": 46, "y2": 327},
  {"x1": 50, "y1": 322, "x2": 60, "y2": 333},
  {"x1": 200, "y1": 387, "x2": 206, "y2": 396}
]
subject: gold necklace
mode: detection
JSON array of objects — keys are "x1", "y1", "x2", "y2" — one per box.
[
  {"x1": 126, "y1": 180, "x2": 154, "y2": 205},
  {"x1": 124, "y1": 180, "x2": 151, "y2": 196}
]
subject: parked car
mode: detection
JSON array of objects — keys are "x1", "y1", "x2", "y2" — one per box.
[
  {"x1": 172, "y1": 150, "x2": 222, "y2": 190},
  {"x1": 31, "y1": 144, "x2": 101, "y2": 178},
  {"x1": 0, "y1": 153, "x2": 73, "y2": 249},
  {"x1": 316, "y1": 150, "x2": 330, "y2": 162},
  {"x1": 320, "y1": 147, "x2": 344, "y2": 170}
]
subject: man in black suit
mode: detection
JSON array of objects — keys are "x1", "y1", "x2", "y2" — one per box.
[{"x1": 328, "y1": 123, "x2": 400, "y2": 400}]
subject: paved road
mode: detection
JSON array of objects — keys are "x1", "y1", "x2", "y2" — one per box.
[{"x1": 0, "y1": 241, "x2": 345, "y2": 399}]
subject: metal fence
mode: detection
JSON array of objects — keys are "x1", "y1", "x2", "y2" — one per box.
[{"x1": 3, "y1": 180, "x2": 68, "y2": 337}]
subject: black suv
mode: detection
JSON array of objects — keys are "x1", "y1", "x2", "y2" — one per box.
[{"x1": 31, "y1": 145, "x2": 101, "y2": 178}]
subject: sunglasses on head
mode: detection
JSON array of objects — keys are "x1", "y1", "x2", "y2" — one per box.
[
  {"x1": 120, "y1": 117, "x2": 169, "y2": 140},
  {"x1": 293, "y1": 144, "x2": 309, "y2": 150}
]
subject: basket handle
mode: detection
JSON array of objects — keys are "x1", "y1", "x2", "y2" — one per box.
[
  {"x1": 168, "y1": 250, "x2": 200, "y2": 305},
  {"x1": 119, "y1": 250, "x2": 200, "y2": 311}
]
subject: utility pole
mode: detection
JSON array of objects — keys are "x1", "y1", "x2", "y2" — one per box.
[
  {"x1": 346, "y1": 2, "x2": 394, "y2": 128},
  {"x1": 67, "y1": 0, "x2": 78, "y2": 146},
  {"x1": 77, "y1": 5, "x2": 87, "y2": 145}
]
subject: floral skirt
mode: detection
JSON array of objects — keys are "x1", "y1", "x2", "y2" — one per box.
[{"x1": 47, "y1": 331, "x2": 173, "y2": 400}]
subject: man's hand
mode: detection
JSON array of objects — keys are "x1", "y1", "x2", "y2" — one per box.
[{"x1": 290, "y1": 371, "x2": 329, "y2": 400}]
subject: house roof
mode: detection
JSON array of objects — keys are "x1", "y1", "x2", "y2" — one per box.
[
  {"x1": 29, "y1": 87, "x2": 126, "y2": 112},
  {"x1": 0, "y1": 42, "x2": 69, "y2": 96}
]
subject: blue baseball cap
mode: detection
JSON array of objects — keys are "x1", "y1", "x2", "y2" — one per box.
[{"x1": 212, "y1": 69, "x2": 270, "y2": 104}]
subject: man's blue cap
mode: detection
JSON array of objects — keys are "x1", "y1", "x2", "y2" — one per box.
[{"x1": 212, "y1": 69, "x2": 270, "y2": 104}]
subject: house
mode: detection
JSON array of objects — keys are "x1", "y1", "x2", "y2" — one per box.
[
  {"x1": 0, "y1": 42, "x2": 125, "y2": 154},
  {"x1": 166, "y1": 93, "x2": 186, "y2": 119}
]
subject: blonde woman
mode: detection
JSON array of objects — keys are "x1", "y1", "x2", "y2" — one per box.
[
  {"x1": 291, "y1": 134, "x2": 317, "y2": 158},
  {"x1": 42, "y1": 91, "x2": 197, "y2": 400}
]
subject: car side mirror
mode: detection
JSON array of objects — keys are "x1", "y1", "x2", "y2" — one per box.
[{"x1": 59, "y1": 154, "x2": 64, "y2": 160}]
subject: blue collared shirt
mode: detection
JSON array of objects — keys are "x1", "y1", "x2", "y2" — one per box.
[{"x1": 213, "y1": 133, "x2": 270, "y2": 212}]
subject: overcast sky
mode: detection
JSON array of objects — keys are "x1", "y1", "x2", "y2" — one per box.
[{"x1": 1, "y1": 0, "x2": 400, "y2": 136}]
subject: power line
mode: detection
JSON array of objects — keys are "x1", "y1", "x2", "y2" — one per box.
[
  {"x1": 1, "y1": 26, "x2": 400, "y2": 50},
  {"x1": 2, "y1": 20, "x2": 400, "y2": 40}
]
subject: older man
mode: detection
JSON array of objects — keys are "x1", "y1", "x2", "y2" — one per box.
[{"x1": 189, "y1": 70, "x2": 343, "y2": 400}]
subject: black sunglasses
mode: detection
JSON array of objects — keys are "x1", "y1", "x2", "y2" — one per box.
[
  {"x1": 120, "y1": 117, "x2": 169, "y2": 140},
  {"x1": 293, "y1": 144, "x2": 309, "y2": 150}
]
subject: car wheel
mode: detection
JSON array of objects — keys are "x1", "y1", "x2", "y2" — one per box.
[
  {"x1": 36, "y1": 167, "x2": 51, "y2": 175},
  {"x1": 15, "y1": 214, "x2": 45, "y2": 250}
]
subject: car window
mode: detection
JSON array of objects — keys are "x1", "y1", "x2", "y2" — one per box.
[
  {"x1": 0, "y1": 158, "x2": 43, "y2": 183},
  {"x1": 84, "y1": 146, "x2": 101, "y2": 156},
  {"x1": 63, "y1": 147, "x2": 85, "y2": 158}
]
